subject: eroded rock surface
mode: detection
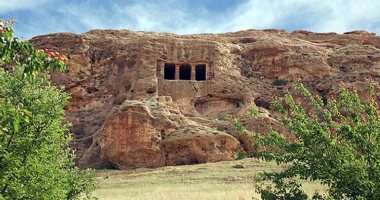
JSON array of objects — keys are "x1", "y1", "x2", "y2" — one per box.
[
  {"x1": 98, "y1": 98, "x2": 239, "y2": 169},
  {"x1": 29, "y1": 29, "x2": 380, "y2": 168}
]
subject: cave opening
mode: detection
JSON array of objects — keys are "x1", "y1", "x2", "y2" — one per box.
[
  {"x1": 179, "y1": 64, "x2": 191, "y2": 80},
  {"x1": 164, "y1": 63, "x2": 175, "y2": 80},
  {"x1": 195, "y1": 64, "x2": 206, "y2": 81}
]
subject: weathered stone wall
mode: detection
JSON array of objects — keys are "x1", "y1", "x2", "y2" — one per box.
[{"x1": 29, "y1": 29, "x2": 380, "y2": 169}]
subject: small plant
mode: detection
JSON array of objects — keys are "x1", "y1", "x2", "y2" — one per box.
[
  {"x1": 218, "y1": 114, "x2": 233, "y2": 121},
  {"x1": 237, "y1": 149, "x2": 248, "y2": 160},
  {"x1": 248, "y1": 105, "x2": 261, "y2": 119},
  {"x1": 234, "y1": 118, "x2": 248, "y2": 136},
  {"x1": 250, "y1": 80, "x2": 380, "y2": 199}
]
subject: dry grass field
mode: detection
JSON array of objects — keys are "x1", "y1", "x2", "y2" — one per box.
[{"x1": 93, "y1": 158, "x2": 326, "y2": 200}]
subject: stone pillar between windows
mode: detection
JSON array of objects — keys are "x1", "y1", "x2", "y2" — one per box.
[
  {"x1": 191, "y1": 64, "x2": 196, "y2": 80},
  {"x1": 175, "y1": 64, "x2": 180, "y2": 80}
]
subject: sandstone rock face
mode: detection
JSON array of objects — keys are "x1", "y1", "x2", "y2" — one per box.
[
  {"x1": 98, "y1": 98, "x2": 239, "y2": 169},
  {"x1": 29, "y1": 29, "x2": 380, "y2": 169},
  {"x1": 98, "y1": 102, "x2": 166, "y2": 169}
]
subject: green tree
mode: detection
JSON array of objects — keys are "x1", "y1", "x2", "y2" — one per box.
[
  {"x1": 0, "y1": 19, "x2": 96, "y2": 199},
  {"x1": 252, "y1": 81, "x2": 380, "y2": 199}
]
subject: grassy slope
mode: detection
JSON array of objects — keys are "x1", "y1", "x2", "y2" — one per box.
[{"x1": 94, "y1": 159, "x2": 326, "y2": 200}]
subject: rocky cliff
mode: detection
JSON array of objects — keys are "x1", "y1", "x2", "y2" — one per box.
[{"x1": 30, "y1": 29, "x2": 380, "y2": 169}]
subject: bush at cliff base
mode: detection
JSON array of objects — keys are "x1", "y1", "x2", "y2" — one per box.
[
  {"x1": 0, "y1": 19, "x2": 96, "y2": 199},
  {"x1": 251, "y1": 81, "x2": 380, "y2": 200}
]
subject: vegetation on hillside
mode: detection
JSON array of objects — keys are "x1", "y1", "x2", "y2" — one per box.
[
  {"x1": 249, "y1": 80, "x2": 380, "y2": 199},
  {"x1": 0, "y1": 18, "x2": 96, "y2": 199}
]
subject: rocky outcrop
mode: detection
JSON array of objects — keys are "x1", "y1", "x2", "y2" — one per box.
[
  {"x1": 29, "y1": 29, "x2": 380, "y2": 169},
  {"x1": 98, "y1": 101, "x2": 166, "y2": 169},
  {"x1": 97, "y1": 98, "x2": 239, "y2": 169}
]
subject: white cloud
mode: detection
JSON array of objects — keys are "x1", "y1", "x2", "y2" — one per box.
[
  {"x1": 9, "y1": 0, "x2": 380, "y2": 39},
  {"x1": 0, "y1": 0, "x2": 51, "y2": 13},
  {"x1": 208, "y1": 0, "x2": 380, "y2": 34},
  {"x1": 103, "y1": 0, "x2": 380, "y2": 35},
  {"x1": 57, "y1": 4, "x2": 106, "y2": 30},
  {"x1": 113, "y1": 1, "x2": 203, "y2": 33},
  {"x1": 309, "y1": 0, "x2": 380, "y2": 33}
]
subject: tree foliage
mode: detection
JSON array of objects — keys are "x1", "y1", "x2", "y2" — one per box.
[
  {"x1": 252, "y1": 80, "x2": 380, "y2": 199},
  {"x1": 0, "y1": 18, "x2": 96, "y2": 200}
]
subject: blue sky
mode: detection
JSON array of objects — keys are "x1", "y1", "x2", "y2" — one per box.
[{"x1": 1, "y1": 0, "x2": 380, "y2": 39}]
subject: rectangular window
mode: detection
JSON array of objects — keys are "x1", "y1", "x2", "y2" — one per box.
[
  {"x1": 179, "y1": 64, "x2": 191, "y2": 80},
  {"x1": 164, "y1": 63, "x2": 175, "y2": 80},
  {"x1": 195, "y1": 64, "x2": 206, "y2": 81}
]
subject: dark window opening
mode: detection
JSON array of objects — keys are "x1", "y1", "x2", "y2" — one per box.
[
  {"x1": 179, "y1": 64, "x2": 191, "y2": 80},
  {"x1": 195, "y1": 64, "x2": 206, "y2": 81},
  {"x1": 164, "y1": 63, "x2": 175, "y2": 80}
]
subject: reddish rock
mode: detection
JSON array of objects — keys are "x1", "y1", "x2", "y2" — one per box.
[
  {"x1": 162, "y1": 133, "x2": 239, "y2": 165},
  {"x1": 29, "y1": 29, "x2": 380, "y2": 169},
  {"x1": 98, "y1": 103, "x2": 165, "y2": 169},
  {"x1": 97, "y1": 98, "x2": 239, "y2": 169}
]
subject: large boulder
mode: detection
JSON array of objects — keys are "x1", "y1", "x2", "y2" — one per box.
[
  {"x1": 98, "y1": 103, "x2": 166, "y2": 169},
  {"x1": 97, "y1": 98, "x2": 240, "y2": 169}
]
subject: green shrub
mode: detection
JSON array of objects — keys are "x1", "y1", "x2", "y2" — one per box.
[
  {"x1": 0, "y1": 18, "x2": 96, "y2": 200},
  {"x1": 252, "y1": 81, "x2": 380, "y2": 199},
  {"x1": 237, "y1": 149, "x2": 248, "y2": 160}
]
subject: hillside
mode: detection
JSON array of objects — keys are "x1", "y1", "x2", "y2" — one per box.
[{"x1": 30, "y1": 29, "x2": 380, "y2": 169}]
